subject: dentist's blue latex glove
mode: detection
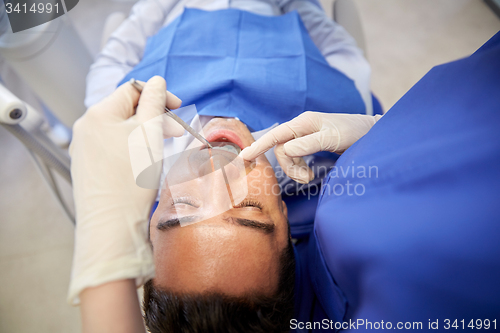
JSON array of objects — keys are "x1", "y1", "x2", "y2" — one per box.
[
  {"x1": 68, "y1": 76, "x2": 183, "y2": 305},
  {"x1": 240, "y1": 111, "x2": 382, "y2": 184}
]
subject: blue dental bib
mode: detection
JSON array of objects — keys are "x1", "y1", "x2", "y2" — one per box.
[{"x1": 119, "y1": 8, "x2": 365, "y2": 131}]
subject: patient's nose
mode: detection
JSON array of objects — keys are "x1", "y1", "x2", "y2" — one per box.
[
  {"x1": 196, "y1": 155, "x2": 247, "y2": 208},
  {"x1": 197, "y1": 149, "x2": 241, "y2": 178}
]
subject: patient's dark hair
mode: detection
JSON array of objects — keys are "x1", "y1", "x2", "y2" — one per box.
[{"x1": 143, "y1": 238, "x2": 295, "y2": 333}]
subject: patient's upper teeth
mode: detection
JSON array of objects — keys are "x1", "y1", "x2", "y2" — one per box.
[{"x1": 213, "y1": 144, "x2": 239, "y2": 154}]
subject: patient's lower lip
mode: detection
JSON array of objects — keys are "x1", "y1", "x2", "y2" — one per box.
[{"x1": 206, "y1": 130, "x2": 244, "y2": 150}]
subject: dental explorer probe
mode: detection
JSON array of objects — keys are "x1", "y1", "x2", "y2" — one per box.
[{"x1": 129, "y1": 79, "x2": 213, "y2": 149}]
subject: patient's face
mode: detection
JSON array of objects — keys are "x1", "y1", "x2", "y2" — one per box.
[{"x1": 149, "y1": 118, "x2": 289, "y2": 296}]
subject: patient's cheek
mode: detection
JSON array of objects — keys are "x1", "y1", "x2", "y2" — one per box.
[
  {"x1": 263, "y1": 165, "x2": 276, "y2": 178},
  {"x1": 249, "y1": 178, "x2": 262, "y2": 196}
]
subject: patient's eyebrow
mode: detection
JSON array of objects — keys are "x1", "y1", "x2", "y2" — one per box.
[
  {"x1": 157, "y1": 216, "x2": 198, "y2": 230},
  {"x1": 157, "y1": 216, "x2": 275, "y2": 234},
  {"x1": 230, "y1": 217, "x2": 275, "y2": 234}
]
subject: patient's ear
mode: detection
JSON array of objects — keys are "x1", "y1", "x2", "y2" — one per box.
[{"x1": 281, "y1": 200, "x2": 288, "y2": 218}]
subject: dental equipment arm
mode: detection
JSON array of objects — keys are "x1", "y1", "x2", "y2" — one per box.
[
  {"x1": 240, "y1": 111, "x2": 382, "y2": 184},
  {"x1": 69, "y1": 76, "x2": 182, "y2": 332}
]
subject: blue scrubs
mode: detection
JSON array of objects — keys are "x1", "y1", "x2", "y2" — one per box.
[{"x1": 301, "y1": 32, "x2": 500, "y2": 332}]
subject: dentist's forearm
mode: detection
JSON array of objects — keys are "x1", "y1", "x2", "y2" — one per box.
[{"x1": 80, "y1": 279, "x2": 146, "y2": 333}]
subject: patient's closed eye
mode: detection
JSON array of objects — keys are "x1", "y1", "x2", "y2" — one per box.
[
  {"x1": 234, "y1": 199, "x2": 263, "y2": 210},
  {"x1": 172, "y1": 197, "x2": 199, "y2": 207}
]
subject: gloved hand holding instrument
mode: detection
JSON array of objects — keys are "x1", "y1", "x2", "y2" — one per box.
[
  {"x1": 240, "y1": 111, "x2": 383, "y2": 184},
  {"x1": 69, "y1": 76, "x2": 183, "y2": 333}
]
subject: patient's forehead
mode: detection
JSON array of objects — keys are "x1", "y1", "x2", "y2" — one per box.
[{"x1": 152, "y1": 215, "x2": 280, "y2": 295}]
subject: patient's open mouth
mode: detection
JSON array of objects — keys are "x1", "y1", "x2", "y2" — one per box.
[
  {"x1": 211, "y1": 143, "x2": 240, "y2": 155},
  {"x1": 206, "y1": 130, "x2": 244, "y2": 152}
]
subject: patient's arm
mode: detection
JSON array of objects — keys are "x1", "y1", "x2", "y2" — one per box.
[
  {"x1": 85, "y1": 0, "x2": 181, "y2": 107},
  {"x1": 279, "y1": 0, "x2": 373, "y2": 115}
]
